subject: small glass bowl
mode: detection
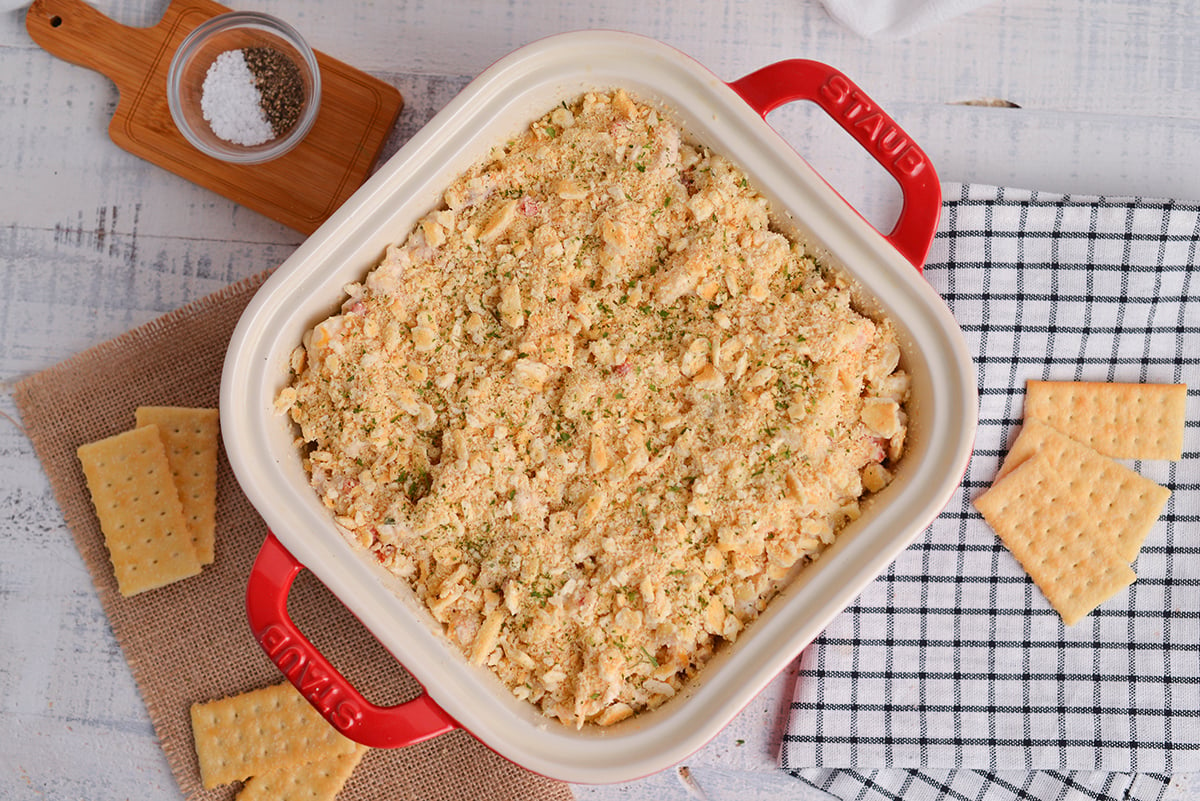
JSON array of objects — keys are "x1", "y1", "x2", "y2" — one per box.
[{"x1": 167, "y1": 11, "x2": 321, "y2": 164}]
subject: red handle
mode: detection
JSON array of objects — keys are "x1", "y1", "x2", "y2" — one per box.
[
  {"x1": 728, "y1": 59, "x2": 941, "y2": 270},
  {"x1": 246, "y1": 532, "x2": 459, "y2": 748}
]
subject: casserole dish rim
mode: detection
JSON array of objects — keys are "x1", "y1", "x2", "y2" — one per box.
[{"x1": 221, "y1": 29, "x2": 978, "y2": 784}]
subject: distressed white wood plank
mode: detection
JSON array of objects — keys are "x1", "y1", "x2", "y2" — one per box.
[
  {"x1": 914, "y1": 105, "x2": 1200, "y2": 201},
  {"x1": 4, "y1": 0, "x2": 1200, "y2": 799},
  {"x1": 1, "y1": 45, "x2": 304, "y2": 242},
  {"x1": 765, "y1": 101, "x2": 1200, "y2": 234},
  {"x1": 0, "y1": 416, "x2": 177, "y2": 800},
  {"x1": 0, "y1": 224, "x2": 295, "y2": 377},
  {"x1": 6, "y1": 0, "x2": 1200, "y2": 119},
  {"x1": 268, "y1": 0, "x2": 1200, "y2": 121}
]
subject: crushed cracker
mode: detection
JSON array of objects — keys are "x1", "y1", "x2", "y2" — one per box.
[{"x1": 280, "y1": 90, "x2": 909, "y2": 727}]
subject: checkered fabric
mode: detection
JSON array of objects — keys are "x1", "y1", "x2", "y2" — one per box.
[
  {"x1": 779, "y1": 184, "x2": 1199, "y2": 801},
  {"x1": 790, "y1": 769, "x2": 1173, "y2": 801}
]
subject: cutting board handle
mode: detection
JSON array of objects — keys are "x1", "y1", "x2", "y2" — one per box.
[
  {"x1": 25, "y1": 0, "x2": 404, "y2": 234},
  {"x1": 26, "y1": 0, "x2": 161, "y2": 89}
]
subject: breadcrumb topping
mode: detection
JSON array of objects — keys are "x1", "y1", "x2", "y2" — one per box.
[{"x1": 280, "y1": 90, "x2": 909, "y2": 728}]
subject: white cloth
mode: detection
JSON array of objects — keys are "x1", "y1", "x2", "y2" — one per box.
[
  {"x1": 819, "y1": 0, "x2": 994, "y2": 38},
  {"x1": 780, "y1": 183, "x2": 1200, "y2": 801}
]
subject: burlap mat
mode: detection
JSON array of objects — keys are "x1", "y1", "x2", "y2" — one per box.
[{"x1": 13, "y1": 270, "x2": 574, "y2": 801}]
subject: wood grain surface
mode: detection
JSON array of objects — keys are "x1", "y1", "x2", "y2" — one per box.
[{"x1": 25, "y1": 0, "x2": 402, "y2": 233}]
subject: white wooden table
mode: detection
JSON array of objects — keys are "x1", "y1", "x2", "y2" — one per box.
[{"x1": 2, "y1": 1, "x2": 1198, "y2": 799}]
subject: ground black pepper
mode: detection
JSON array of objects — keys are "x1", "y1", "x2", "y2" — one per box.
[{"x1": 243, "y1": 46, "x2": 305, "y2": 137}]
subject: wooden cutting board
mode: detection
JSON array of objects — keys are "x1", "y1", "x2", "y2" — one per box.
[{"x1": 26, "y1": 0, "x2": 404, "y2": 234}]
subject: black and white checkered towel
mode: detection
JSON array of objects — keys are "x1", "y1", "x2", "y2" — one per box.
[{"x1": 780, "y1": 184, "x2": 1199, "y2": 801}]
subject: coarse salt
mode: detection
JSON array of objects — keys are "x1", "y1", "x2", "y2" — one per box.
[{"x1": 200, "y1": 49, "x2": 274, "y2": 146}]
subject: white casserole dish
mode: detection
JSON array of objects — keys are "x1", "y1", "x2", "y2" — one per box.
[{"x1": 221, "y1": 30, "x2": 977, "y2": 784}]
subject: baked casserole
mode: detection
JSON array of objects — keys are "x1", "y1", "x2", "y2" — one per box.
[{"x1": 277, "y1": 89, "x2": 910, "y2": 728}]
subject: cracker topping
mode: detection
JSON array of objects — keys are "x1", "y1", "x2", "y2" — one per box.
[{"x1": 280, "y1": 89, "x2": 909, "y2": 727}]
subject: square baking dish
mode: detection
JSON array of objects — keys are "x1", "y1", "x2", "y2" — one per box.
[{"x1": 221, "y1": 30, "x2": 977, "y2": 784}]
